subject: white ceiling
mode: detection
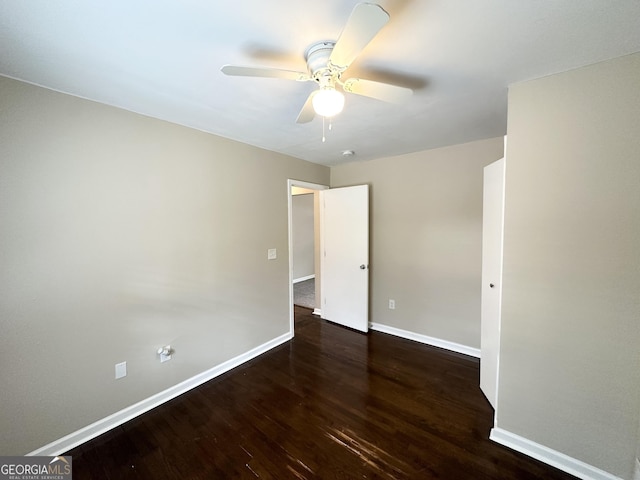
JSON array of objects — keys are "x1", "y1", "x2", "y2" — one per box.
[{"x1": 2, "y1": 1, "x2": 640, "y2": 166}]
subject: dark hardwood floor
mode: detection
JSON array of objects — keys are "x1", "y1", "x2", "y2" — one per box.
[{"x1": 67, "y1": 306, "x2": 576, "y2": 479}]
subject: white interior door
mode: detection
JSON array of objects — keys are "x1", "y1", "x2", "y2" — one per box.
[
  {"x1": 320, "y1": 185, "x2": 369, "y2": 332},
  {"x1": 480, "y1": 157, "x2": 505, "y2": 410}
]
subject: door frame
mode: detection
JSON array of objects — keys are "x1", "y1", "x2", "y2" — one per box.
[{"x1": 287, "y1": 179, "x2": 329, "y2": 336}]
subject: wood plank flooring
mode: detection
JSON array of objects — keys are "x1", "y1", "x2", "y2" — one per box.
[{"x1": 67, "y1": 306, "x2": 577, "y2": 479}]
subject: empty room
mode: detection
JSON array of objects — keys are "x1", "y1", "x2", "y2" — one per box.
[{"x1": 1, "y1": 1, "x2": 639, "y2": 479}]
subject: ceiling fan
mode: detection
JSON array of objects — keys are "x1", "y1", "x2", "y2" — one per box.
[{"x1": 221, "y1": 2, "x2": 412, "y2": 123}]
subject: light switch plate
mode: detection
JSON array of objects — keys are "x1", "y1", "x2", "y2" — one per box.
[
  {"x1": 115, "y1": 361, "x2": 127, "y2": 379},
  {"x1": 268, "y1": 248, "x2": 277, "y2": 260}
]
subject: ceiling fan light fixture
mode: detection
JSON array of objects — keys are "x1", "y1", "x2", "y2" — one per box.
[{"x1": 312, "y1": 87, "x2": 345, "y2": 117}]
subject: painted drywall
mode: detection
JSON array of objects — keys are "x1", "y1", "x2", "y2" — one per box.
[
  {"x1": 330, "y1": 137, "x2": 504, "y2": 349},
  {"x1": 499, "y1": 52, "x2": 640, "y2": 478},
  {"x1": 291, "y1": 187, "x2": 315, "y2": 195},
  {"x1": 291, "y1": 194, "x2": 314, "y2": 281},
  {"x1": 0, "y1": 76, "x2": 329, "y2": 455}
]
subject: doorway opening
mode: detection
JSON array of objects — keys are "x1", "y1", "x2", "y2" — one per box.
[{"x1": 287, "y1": 180, "x2": 328, "y2": 335}]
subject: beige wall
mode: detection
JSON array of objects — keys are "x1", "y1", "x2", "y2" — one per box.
[
  {"x1": 0, "y1": 76, "x2": 329, "y2": 455},
  {"x1": 331, "y1": 137, "x2": 504, "y2": 349},
  {"x1": 499, "y1": 52, "x2": 640, "y2": 478}
]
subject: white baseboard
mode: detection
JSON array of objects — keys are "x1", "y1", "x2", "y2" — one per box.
[
  {"x1": 369, "y1": 322, "x2": 480, "y2": 358},
  {"x1": 312, "y1": 308, "x2": 321, "y2": 316},
  {"x1": 490, "y1": 427, "x2": 621, "y2": 480},
  {"x1": 28, "y1": 332, "x2": 292, "y2": 457},
  {"x1": 293, "y1": 274, "x2": 315, "y2": 284}
]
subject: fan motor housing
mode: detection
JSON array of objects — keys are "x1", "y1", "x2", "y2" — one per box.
[{"x1": 305, "y1": 41, "x2": 337, "y2": 81}]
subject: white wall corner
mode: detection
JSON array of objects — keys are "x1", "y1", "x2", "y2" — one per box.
[
  {"x1": 369, "y1": 322, "x2": 480, "y2": 358},
  {"x1": 28, "y1": 332, "x2": 292, "y2": 457},
  {"x1": 633, "y1": 457, "x2": 640, "y2": 480},
  {"x1": 490, "y1": 427, "x2": 622, "y2": 480}
]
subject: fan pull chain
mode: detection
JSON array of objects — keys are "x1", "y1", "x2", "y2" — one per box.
[
  {"x1": 321, "y1": 117, "x2": 335, "y2": 143},
  {"x1": 322, "y1": 116, "x2": 326, "y2": 143}
]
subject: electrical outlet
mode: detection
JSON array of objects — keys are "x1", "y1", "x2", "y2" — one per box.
[
  {"x1": 115, "y1": 361, "x2": 127, "y2": 379},
  {"x1": 389, "y1": 299, "x2": 396, "y2": 310},
  {"x1": 267, "y1": 248, "x2": 277, "y2": 260}
]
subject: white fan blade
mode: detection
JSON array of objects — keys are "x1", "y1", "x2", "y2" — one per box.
[
  {"x1": 343, "y1": 78, "x2": 412, "y2": 104},
  {"x1": 296, "y1": 92, "x2": 317, "y2": 124},
  {"x1": 221, "y1": 65, "x2": 309, "y2": 81},
  {"x1": 329, "y1": 3, "x2": 389, "y2": 69}
]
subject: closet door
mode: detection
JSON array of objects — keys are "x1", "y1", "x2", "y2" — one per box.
[{"x1": 480, "y1": 157, "x2": 505, "y2": 410}]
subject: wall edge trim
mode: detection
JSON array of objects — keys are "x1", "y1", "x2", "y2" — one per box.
[
  {"x1": 28, "y1": 332, "x2": 292, "y2": 456},
  {"x1": 369, "y1": 322, "x2": 480, "y2": 358},
  {"x1": 490, "y1": 427, "x2": 621, "y2": 480}
]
